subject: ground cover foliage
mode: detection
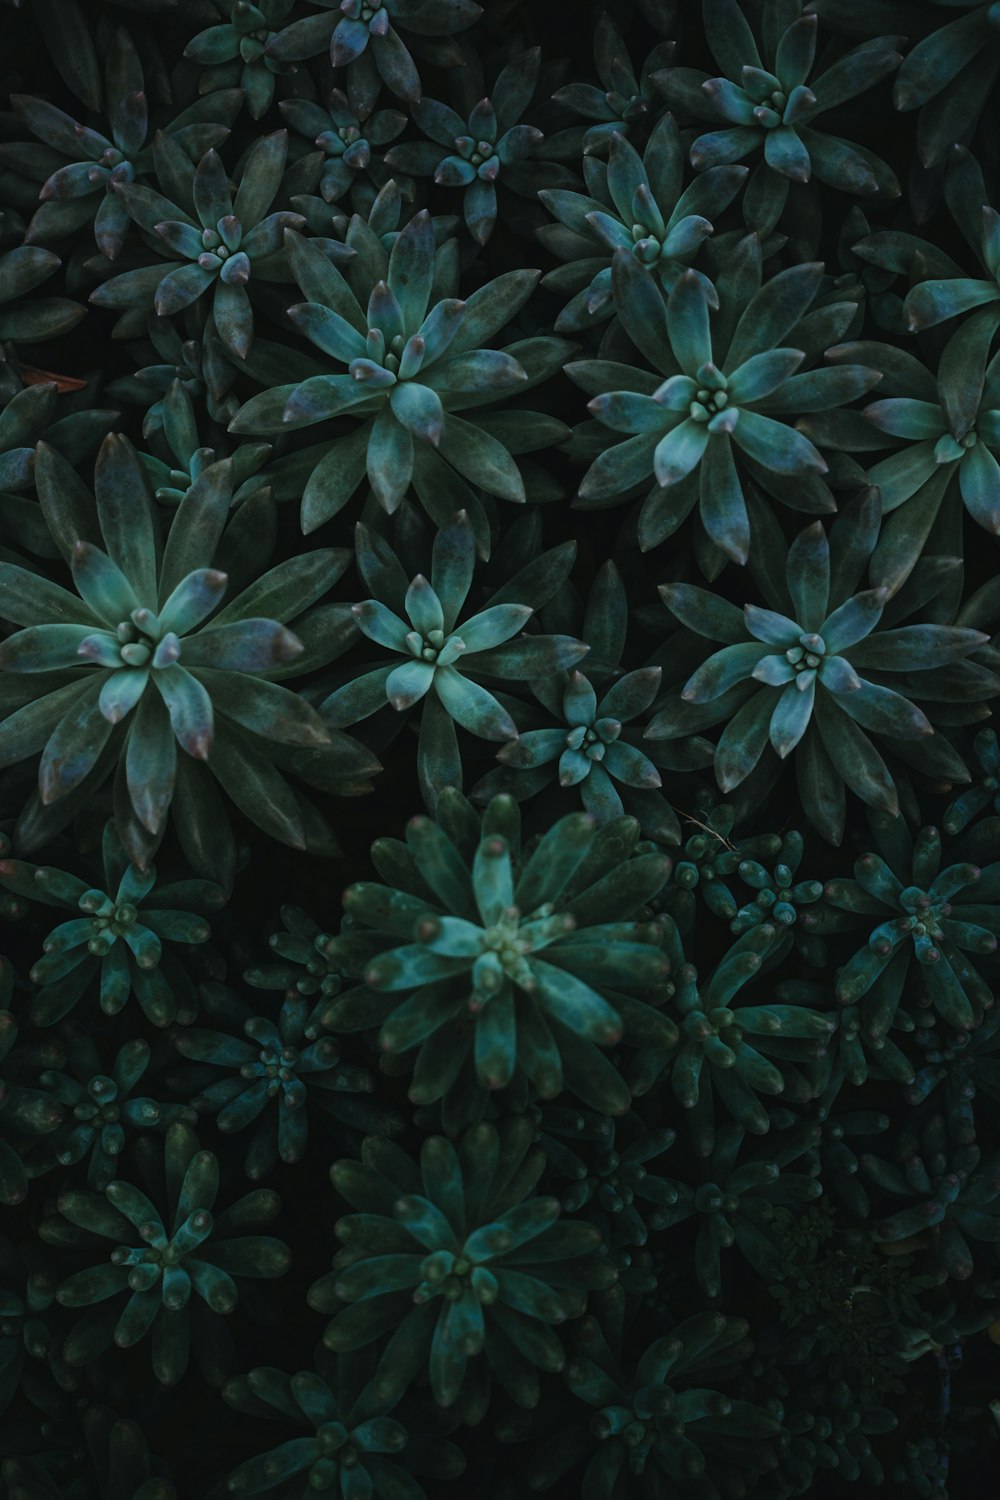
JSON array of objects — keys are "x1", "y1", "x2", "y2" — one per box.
[{"x1": 1, "y1": 0, "x2": 1000, "y2": 1494}]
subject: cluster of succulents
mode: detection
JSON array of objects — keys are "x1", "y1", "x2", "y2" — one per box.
[{"x1": 2, "y1": 0, "x2": 1000, "y2": 1496}]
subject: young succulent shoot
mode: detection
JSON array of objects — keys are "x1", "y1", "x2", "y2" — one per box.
[
  {"x1": 635, "y1": 914, "x2": 834, "y2": 1156},
  {"x1": 550, "y1": 11, "x2": 675, "y2": 156}
]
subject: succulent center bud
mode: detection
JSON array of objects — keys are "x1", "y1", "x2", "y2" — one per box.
[
  {"x1": 689, "y1": 387, "x2": 729, "y2": 422},
  {"x1": 317, "y1": 1421, "x2": 351, "y2": 1459},
  {"x1": 564, "y1": 717, "x2": 621, "y2": 763},
  {"x1": 482, "y1": 910, "x2": 531, "y2": 973},
  {"x1": 115, "y1": 1208, "x2": 214, "y2": 1286},
  {"x1": 415, "y1": 1246, "x2": 499, "y2": 1321},
  {"x1": 406, "y1": 625, "x2": 447, "y2": 663},
  {"x1": 753, "y1": 89, "x2": 787, "y2": 129},
  {"x1": 589, "y1": 1384, "x2": 683, "y2": 1458},
  {"x1": 383, "y1": 332, "x2": 406, "y2": 375},
  {"x1": 197, "y1": 218, "x2": 248, "y2": 281},
  {"x1": 240, "y1": 31, "x2": 269, "y2": 61},
  {"x1": 113, "y1": 609, "x2": 179, "y2": 670},
  {"x1": 254, "y1": 1041, "x2": 300, "y2": 1089},
  {"x1": 896, "y1": 885, "x2": 950, "y2": 960},
  {"x1": 674, "y1": 858, "x2": 703, "y2": 890},
  {"x1": 706, "y1": 1005, "x2": 739, "y2": 1042},
  {"x1": 630, "y1": 220, "x2": 663, "y2": 264},
  {"x1": 76, "y1": 888, "x2": 140, "y2": 953},
  {"x1": 69, "y1": 1076, "x2": 121, "y2": 1124},
  {"x1": 786, "y1": 633, "x2": 826, "y2": 671}
]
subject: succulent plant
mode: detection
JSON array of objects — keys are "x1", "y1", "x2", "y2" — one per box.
[
  {"x1": 184, "y1": 0, "x2": 299, "y2": 121},
  {"x1": 539, "y1": 1109, "x2": 677, "y2": 1280},
  {"x1": 470, "y1": 561, "x2": 682, "y2": 842},
  {"x1": 280, "y1": 87, "x2": 407, "y2": 211},
  {"x1": 383, "y1": 48, "x2": 565, "y2": 246},
  {"x1": 539, "y1": 113, "x2": 746, "y2": 337},
  {"x1": 774, "y1": 977, "x2": 916, "y2": 1091},
  {"x1": 0, "y1": 379, "x2": 117, "y2": 558},
  {"x1": 309, "y1": 1120, "x2": 617, "y2": 1415},
  {"x1": 171, "y1": 979, "x2": 395, "y2": 1177},
  {"x1": 40, "y1": 1121, "x2": 290, "y2": 1384},
  {"x1": 748, "y1": 1365, "x2": 896, "y2": 1494},
  {"x1": 2, "y1": 1, "x2": 1000, "y2": 1493},
  {"x1": 657, "y1": 0, "x2": 901, "y2": 231},
  {"x1": 815, "y1": 0, "x2": 1000, "y2": 169},
  {"x1": 657, "y1": 797, "x2": 782, "y2": 934},
  {"x1": 520, "y1": 1305, "x2": 780, "y2": 1498},
  {"x1": 243, "y1": 904, "x2": 344, "y2": 1007},
  {"x1": 0, "y1": 435, "x2": 371, "y2": 880},
  {"x1": 28, "y1": 1030, "x2": 192, "y2": 1191},
  {"x1": 0, "y1": 822, "x2": 221, "y2": 1027},
  {"x1": 862, "y1": 1112, "x2": 1000, "y2": 1280},
  {"x1": 649, "y1": 493, "x2": 992, "y2": 842},
  {"x1": 0, "y1": 1004, "x2": 63, "y2": 1205},
  {"x1": 136, "y1": 379, "x2": 273, "y2": 510},
  {"x1": 550, "y1": 11, "x2": 674, "y2": 156},
  {"x1": 263, "y1": 0, "x2": 483, "y2": 109},
  {"x1": 571, "y1": 239, "x2": 875, "y2": 566},
  {"x1": 83, "y1": 1404, "x2": 177, "y2": 1500},
  {"x1": 325, "y1": 790, "x2": 675, "y2": 1118},
  {"x1": 802, "y1": 310, "x2": 1000, "y2": 590},
  {"x1": 286, "y1": 175, "x2": 460, "y2": 269},
  {"x1": 5, "y1": 31, "x2": 238, "y2": 259},
  {"x1": 774, "y1": 1085, "x2": 891, "y2": 1219},
  {"x1": 0, "y1": 1232, "x2": 70, "y2": 1417},
  {"x1": 0, "y1": 238, "x2": 85, "y2": 346},
  {"x1": 319, "y1": 511, "x2": 586, "y2": 807},
  {"x1": 104, "y1": 311, "x2": 240, "y2": 437},
  {"x1": 943, "y1": 729, "x2": 1000, "y2": 833},
  {"x1": 897, "y1": 148, "x2": 1000, "y2": 330},
  {"x1": 654, "y1": 1119, "x2": 824, "y2": 1297},
  {"x1": 91, "y1": 132, "x2": 304, "y2": 358},
  {"x1": 222, "y1": 1347, "x2": 465, "y2": 1498},
  {"x1": 729, "y1": 829, "x2": 828, "y2": 966},
  {"x1": 493, "y1": 665, "x2": 668, "y2": 828},
  {"x1": 824, "y1": 813, "x2": 1000, "y2": 1039},
  {"x1": 229, "y1": 215, "x2": 570, "y2": 520},
  {"x1": 636, "y1": 914, "x2": 834, "y2": 1156}
]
